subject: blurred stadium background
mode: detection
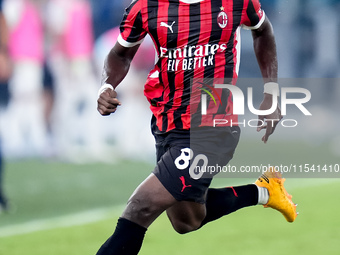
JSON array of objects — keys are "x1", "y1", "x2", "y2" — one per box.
[{"x1": 0, "y1": 0, "x2": 339, "y2": 254}]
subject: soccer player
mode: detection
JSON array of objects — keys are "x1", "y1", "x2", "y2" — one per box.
[{"x1": 96, "y1": 0, "x2": 297, "y2": 254}]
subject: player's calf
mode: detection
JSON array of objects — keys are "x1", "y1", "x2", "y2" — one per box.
[{"x1": 166, "y1": 201, "x2": 206, "y2": 234}]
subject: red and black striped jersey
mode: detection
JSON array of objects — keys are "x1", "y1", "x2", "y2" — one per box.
[{"x1": 118, "y1": 0, "x2": 265, "y2": 133}]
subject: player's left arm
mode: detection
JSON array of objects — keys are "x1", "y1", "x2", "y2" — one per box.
[{"x1": 251, "y1": 16, "x2": 282, "y2": 143}]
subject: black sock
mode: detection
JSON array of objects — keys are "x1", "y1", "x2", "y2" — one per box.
[
  {"x1": 200, "y1": 184, "x2": 258, "y2": 227},
  {"x1": 96, "y1": 218, "x2": 147, "y2": 255}
]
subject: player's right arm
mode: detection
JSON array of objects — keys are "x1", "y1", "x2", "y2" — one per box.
[
  {"x1": 97, "y1": 0, "x2": 145, "y2": 116},
  {"x1": 97, "y1": 42, "x2": 140, "y2": 116}
]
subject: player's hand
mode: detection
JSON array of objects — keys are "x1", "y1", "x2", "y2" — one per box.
[
  {"x1": 257, "y1": 93, "x2": 282, "y2": 143},
  {"x1": 97, "y1": 87, "x2": 121, "y2": 116}
]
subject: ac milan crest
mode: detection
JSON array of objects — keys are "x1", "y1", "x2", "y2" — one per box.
[{"x1": 217, "y1": 7, "x2": 228, "y2": 29}]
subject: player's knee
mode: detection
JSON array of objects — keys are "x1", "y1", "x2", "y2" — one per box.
[
  {"x1": 125, "y1": 198, "x2": 157, "y2": 220},
  {"x1": 124, "y1": 194, "x2": 167, "y2": 224},
  {"x1": 171, "y1": 219, "x2": 201, "y2": 234}
]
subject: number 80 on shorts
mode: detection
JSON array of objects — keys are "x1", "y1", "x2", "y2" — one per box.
[{"x1": 174, "y1": 148, "x2": 208, "y2": 180}]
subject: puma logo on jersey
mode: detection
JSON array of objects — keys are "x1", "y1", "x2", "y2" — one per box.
[{"x1": 160, "y1": 21, "x2": 176, "y2": 33}]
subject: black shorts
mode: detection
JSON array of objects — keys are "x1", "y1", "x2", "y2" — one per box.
[{"x1": 152, "y1": 126, "x2": 240, "y2": 204}]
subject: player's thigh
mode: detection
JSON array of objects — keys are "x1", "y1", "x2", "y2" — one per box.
[{"x1": 122, "y1": 173, "x2": 177, "y2": 228}]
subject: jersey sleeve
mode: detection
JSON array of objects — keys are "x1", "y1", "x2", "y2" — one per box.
[
  {"x1": 241, "y1": 0, "x2": 266, "y2": 30},
  {"x1": 118, "y1": 0, "x2": 147, "y2": 48}
]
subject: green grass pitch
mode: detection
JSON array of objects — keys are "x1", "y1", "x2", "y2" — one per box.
[{"x1": 0, "y1": 139, "x2": 339, "y2": 255}]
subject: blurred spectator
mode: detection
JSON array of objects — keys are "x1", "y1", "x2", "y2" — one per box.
[
  {"x1": 46, "y1": 0, "x2": 106, "y2": 162},
  {"x1": 2, "y1": 0, "x2": 48, "y2": 158},
  {"x1": 0, "y1": 0, "x2": 11, "y2": 212},
  {"x1": 0, "y1": 0, "x2": 338, "y2": 163},
  {"x1": 42, "y1": 61, "x2": 55, "y2": 149},
  {"x1": 89, "y1": 0, "x2": 137, "y2": 39},
  {"x1": 89, "y1": 0, "x2": 126, "y2": 39},
  {"x1": 259, "y1": 0, "x2": 278, "y2": 16}
]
